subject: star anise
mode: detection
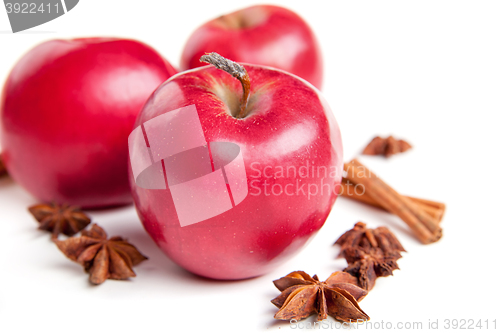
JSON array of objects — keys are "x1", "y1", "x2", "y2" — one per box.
[
  {"x1": 343, "y1": 247, "x2": 400, "y2": 291},
  {"x1": 0, "y1": 153, "x2": 7, "y2": 177},
  {"x1": 28, "y1": 202, "x2": 91, "y2": 239},
  {"x1": 271, "y1": 271, "x2": 369, "y2": 322},
  {"x1": 334, "y1": 222, "x2": 406, "y2": 258},
  {"x1": 54, "y1": 224, "x2": 148, "y2": 285},
  {"x1": 362, "y1": 136, "x2": 412, "y2": 157}
]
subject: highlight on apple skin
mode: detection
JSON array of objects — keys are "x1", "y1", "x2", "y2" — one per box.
[
  {"x1": 0, "y1": 38, "x2": 178, "y2": 209},
  {"x1": 129, "y1": 58, "x2": 342, "y2": 280},
  {"x1": 181, "y1": 5, "x2": 324, "y2": 89}
]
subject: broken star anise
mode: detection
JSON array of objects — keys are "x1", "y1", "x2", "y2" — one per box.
[
  {"x1": 28, "y1": 202, "x2": 91, "y2": 238},
  {"x1": 271, "y1": 271, "x2": 369, "y2": 322},
  {"x1": 362, "y1": 136, "x2": 412, "y2": 157},
  {"x1": 343, "y1": 247, "x2": 400, "y2": 291},
  {"x1": 54, "y1": 224, "x2": 148, "y2": 285},
  {"x1": 334, "y1": 222, "x2": 406, "y2": 258}
]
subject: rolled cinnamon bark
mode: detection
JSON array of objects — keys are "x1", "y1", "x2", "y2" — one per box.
[
  {"x1": 343, "y1": 159, "x2": 442, "y2": 244},
  {"x1": 340, "y1": 180, "x2": 445, "y2": 222}
]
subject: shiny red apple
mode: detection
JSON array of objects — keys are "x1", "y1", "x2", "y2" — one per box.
[
  {"x1": 129, "y1": 53, "x2": 342, "y2": 280},
  {"x1": 181, "y1": 5, "x2": 323, "y2": 89},
  {"x1": 0, "y1": 38, "x2": 177, "y2": 208}
]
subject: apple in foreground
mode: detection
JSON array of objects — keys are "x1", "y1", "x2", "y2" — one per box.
[
  {"x1": 129, "y1": 53, "x2": 342, "y2": 280},
  {"x1": 181, "y1": 5, "x2": 323, "y2": 89},
  {"x1": 1, "y1": 38, "x2": 177, "y2": 208}
]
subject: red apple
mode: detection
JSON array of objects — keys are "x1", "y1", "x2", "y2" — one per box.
[
  {"x1": 129, "y1": 53, "x2": 342, "y2": 280},
  {"x1": 181, "y1": 5, "x2": 323, "y2": 89},
  {"x1": 0, "y1": 38, "x2": 177, "y2": 208}
]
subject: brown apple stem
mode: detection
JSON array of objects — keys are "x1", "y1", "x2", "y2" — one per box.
[{"x1": 200, "y1": 52, "x2": 250, "y2": 119}]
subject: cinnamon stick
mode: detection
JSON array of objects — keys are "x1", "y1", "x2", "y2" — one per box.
[
  {"x1": 340, "y1": 180, "x2": 445, "y2": 222},
  {"x1": 343, "y1": 159, "x2": 442, "y2": 244}
]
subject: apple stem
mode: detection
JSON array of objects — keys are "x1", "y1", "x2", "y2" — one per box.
[{"x1": 200, "y1": 52, "x2": 250, "y2": 119}]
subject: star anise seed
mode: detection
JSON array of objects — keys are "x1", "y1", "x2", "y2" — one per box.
[
  {"x1": 54, "y1": 224, "x2": 148, "y2": 285},
  {"x1": 343, "y1": 247, "x2": 400, "y2": 291},
  {"x1": 28, "y1": 202, "x2": 91, "y2": 238},
  {"x1": 271, "y1": 271, "x2": 369, "y2": 322},
  {"x1": 334, "y1": 222, "x2": 405, "y2": 258},
  {"x1": 362, "y1": 136, "x2": 412, "y2": 157}
]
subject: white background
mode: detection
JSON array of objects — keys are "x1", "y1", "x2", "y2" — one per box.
[{"x1": 1, "y1": 1, "x2": 499, "y2": 332}]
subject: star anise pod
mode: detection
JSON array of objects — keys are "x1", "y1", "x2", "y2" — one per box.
[
  {"x1": 334, "y1": 222, "x2": 406, "y2": 258},
  {"x1": 54, "y1": 224, "x2": 148, "y2": 285},
  {"x1": 271, "y1": 271, "x2": 369, "y2": 322},
  {"x1": 362, "y1": 136, "x2": 412, "y2": 157},
  {"x1": 28, "y1": 202, "x2": 91, "y2": 238},
  {"x1": 343, "y1": 247, "x2": 400, "y2": 291},
  {"x1": 0, "y1": 153, "x2": 7, "y2": 177}
]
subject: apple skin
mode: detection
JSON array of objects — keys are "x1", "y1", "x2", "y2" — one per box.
[
  {"x1": 181, "y1": 5, "x2": 323, "y2": 89},
  {"x1": 0, "y1": 38, "x2": 177, "y2": 208},
  {"x1": 129, "y1": 64, "x2": 342, "y2": 280}
]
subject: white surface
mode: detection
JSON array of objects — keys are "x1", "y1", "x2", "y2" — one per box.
[{"x1": 1, "y1": 1, "x2": 499, "y2": 332}]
